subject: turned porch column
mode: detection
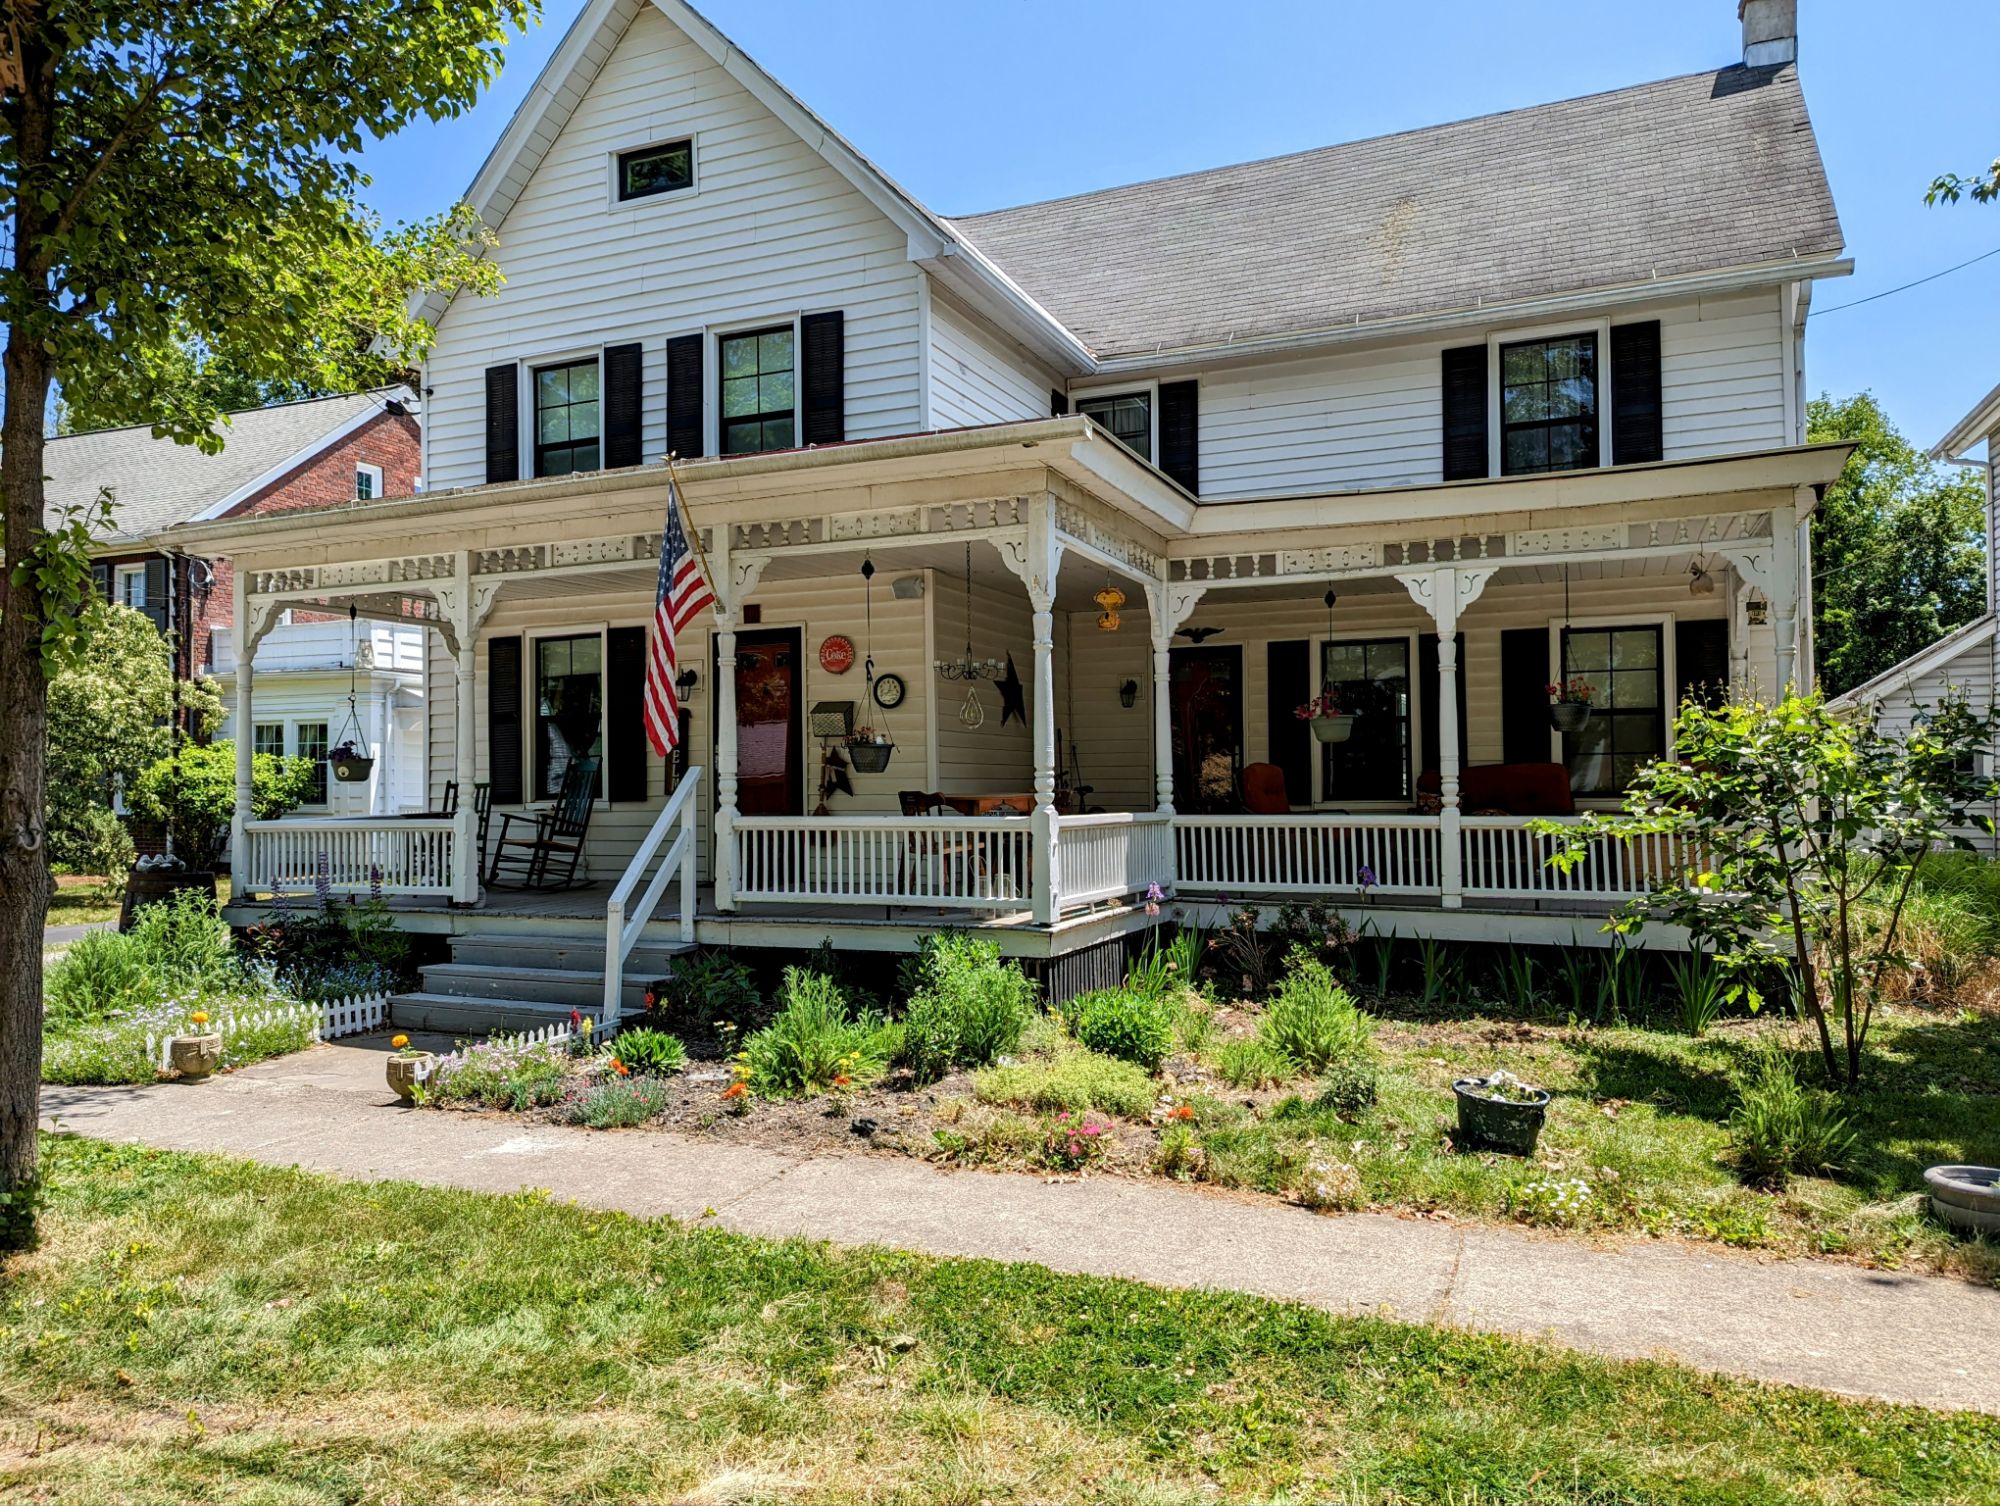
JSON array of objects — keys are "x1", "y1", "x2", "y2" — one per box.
[
  {"x1": 1012, "y1": 507, "x2": 1066, "y2": 925},
  {"x1": 1771, "y1": 500, "x2": 1802, "y2": 694},
  {"x1": 1142, "y1": 582, "x2": 1207, "y2": 818},
  {"x1": 444, "y1": 554, "x2": 491, "y2": 905},
  {"x1": 1396, "y1": 565, "x2": 1492, "y2": 910},
  {"x1": 712, "y1": 606, "x2": 739, "y2": 911}
]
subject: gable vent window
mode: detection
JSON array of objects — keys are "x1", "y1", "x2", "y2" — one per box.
[
  {"x1": 618, "y1": 139, "x2": 693, "y2": 202},
  {"x1": 534, "y1": 359, "x2": 601, "y2": 477},
  {"x1": 1076, "y1": 391, "x2": 1152, "y2": 462},
  {"x1": 1500, "y1": 333, "x2": 1598, "y2": 476},
  {"x1": 720, "y1": 326, "x2": 796, "y2": 455}
]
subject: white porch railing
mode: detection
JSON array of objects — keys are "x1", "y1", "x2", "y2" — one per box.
[
  {"x1": 601, "y1": 767, "x2": 704, "y2": 1026},
  {"x1": 733, "y1": 815, "x2": 1034, "y2": 909},
  {"x1": 1176, "y1": 814, "x2": 1444, "y2": 897},
  {"x1": 241, "y1": 817, "x2": 456, "y2": 897},
  {"x1": 1459, "y1": 816, "x2": 1701, "y2": 902},
  {"x1": 1054, "y1": 812, "x2": 1174, "y2": 913}
]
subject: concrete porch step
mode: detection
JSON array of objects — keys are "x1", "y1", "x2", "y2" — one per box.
[
  {"x1": 445, "y1": 933, "x2": 691, "y2": 975},
  {"x1": 418, "y1": 960, "x2": 654, "y2": 1011},
  {"x1": 387, "y1": 991, "x2": 611, "y2": 1037}
]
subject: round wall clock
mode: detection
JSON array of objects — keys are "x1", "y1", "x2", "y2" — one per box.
[
  {"x1": 819, "y1": 634, "x2": 857, "y2": 674},
  {"x1": 872, "y1": 672, "x2": 906, "y2": 709}
]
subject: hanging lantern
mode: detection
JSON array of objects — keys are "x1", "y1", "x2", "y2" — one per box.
[{"x1": 1094, "y1": 578, "x2": 1126, "y2": 632}]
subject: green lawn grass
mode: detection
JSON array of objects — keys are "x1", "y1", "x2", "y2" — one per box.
[
  {"x1": 4, "y1": 1136, "x2": 1997, "y2": 1504},
  {"x1": 45, "y1": 874, "x2": 234, "y2": 933}
]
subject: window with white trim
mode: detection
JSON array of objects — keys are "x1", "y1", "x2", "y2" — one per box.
[
  {"x1": 295, "y1": 721, "x2": 331, "y2": 805},
  {"x1": 533, "y1": 359, "x2": 602, "y2": 476},
  {"x1": 252, "y1": 723, "x2": 286, "y2": 762},
  {"x1": 1076, "y1": 390, "x2": 1152, "y2": 461},
  {"x1": 719, "y1": 326, "x2": 796, "y2": 456},
  {"x1": 114, "y1": 564, "x2": 146, "y2": 610},
  {"x1": 355, "y1": 462, "x2": 384, "y2": 500},
  {"x1": 1559, "y1": 625, "x2": 1664, "y2": 794},
  {"x1": 617, "y1": 139, "x2": 693, "y2": 202}
]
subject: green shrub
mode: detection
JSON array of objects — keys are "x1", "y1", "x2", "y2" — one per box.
[
  {"x1": 1311, "y1": 1058, "x2": 1379, "y2": 1117},
  {"x1": 1061, "y1": 988, "x2": 1176, "y2": 1073},
  {"x1": 975, "y1": 1049, "x2": 1156, "y2": 1118},
  {"x1": 127, "y1": 889, "x2": 240, "y2": 990},
  {"x1": 1214, "y1": 1037, "x2": 1292, "y2": 1089},
  {"x1": 1727, "y1": 1049, "x2": 1858, "y2": 1189},
  {"x1": 43, "y1": 928, "x2": 151, "y2": 1029},
  {"x1": 742, "y1": 967, "x2": 884, "y2": 1096},
  {"x1": 565, "y1": 1075, "x2": 673, "y2": 1128},
  {"x1": 130, "y1": 741, "x2": 315, "y2": 869},
  {"x1": 611, "y1": 1026, "x2": 687, "y2": 1076},
  {"x1": 424, "y1": 1039, "x2": 570, "y2": 1111},
  {"x1": 651, "y1": 950, "x2": 763, "y2": 1035},
  {"x1": 897, "y1": 934, "x2": 1035, "y2": 1083},
  {"x1": 1259, "y1": 956, "x2": 1374, "y2": 1073}
]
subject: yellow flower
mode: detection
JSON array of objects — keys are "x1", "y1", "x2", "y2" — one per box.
[
  {"x1": 581, "y1": 1018, "x2": 594, "y2": 1035},
  {"x1": 391, "y1": 1034, "x2": 409, "y2": 1049},
  {"x1": 189, "y1": 1011, "x2": 210, "y2": 1026}
]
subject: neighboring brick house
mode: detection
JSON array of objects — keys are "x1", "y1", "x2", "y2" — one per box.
[{"x1": 43, "y1": 388, "x2": 420, "y2": 682}]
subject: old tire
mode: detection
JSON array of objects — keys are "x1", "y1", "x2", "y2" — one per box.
[{"x1": 1924, "y1": 1165, "x2": 2000, "y2": 1235}]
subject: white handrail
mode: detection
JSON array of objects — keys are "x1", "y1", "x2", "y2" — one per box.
[{"x1": 601, "y1": 766, "x2": 704, "y2": 1026}]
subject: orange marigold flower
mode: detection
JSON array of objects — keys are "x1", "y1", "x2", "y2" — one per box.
[
  {"x1": 832, "y1": 1074, "x2": 852, "y2": 1087},
  {"x1": 1169, "y1": 1104, "x2": 1195, "y2": 1122},
  {"x1": 612, "y1": 1059, "x2": 631, "y2": 1076},
  {"x1": 721, "y1": 1082, "x2": 748, "y2": 1101}
]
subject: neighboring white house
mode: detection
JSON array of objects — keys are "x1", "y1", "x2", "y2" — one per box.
[
  {"x1": 212, "y1": 618, "x2": 431, "y2": 820},
  {"x1": 165, "y1": 0, "x2": 1858, "y2": 1021}
]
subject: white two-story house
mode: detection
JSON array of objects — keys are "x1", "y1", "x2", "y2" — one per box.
[{"x1": 172, "y1": 0, "x2": 1854, "y2": 1026}]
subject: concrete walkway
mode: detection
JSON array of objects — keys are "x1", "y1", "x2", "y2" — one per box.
[{"x1": 39, "y1": 1037, "x2": 2000, "y2": 1416}]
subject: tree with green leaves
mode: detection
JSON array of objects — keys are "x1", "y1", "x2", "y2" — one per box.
[
  {"x1": 1927, "y1": 160, "x2": 2000, "y2": 205},
  {"x1": 1, "y1": 0, "x2": 534, "y2": 1249},
  {"x1": 1808, "y1": 393, "x2": 1986, "y2": 697},
  {"x1": 1545, "y1": 691, "x2": 1996, "y2": 1089},
  {"x1": 130, "y1": 741, "x2": 315, "y2": 871},
  {"x1": 45, "y1": 600, "x2": 221, "y2": 869}
]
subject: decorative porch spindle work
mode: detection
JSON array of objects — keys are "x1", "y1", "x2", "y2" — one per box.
[
  {"x1": 733, "y1": 816, "x2": 1035, "y2": 909},
  {"x1": 241, "y1": 818, "x2": 457, "y2": 898},
  {"x1": 1176, "y1": 815, "x2": 1444, "y2": 896},
  {"x1": 1459, "y1": 818, "x2": 1702, "y2": 902}
]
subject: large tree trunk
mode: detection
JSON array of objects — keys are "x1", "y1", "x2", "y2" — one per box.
[
  {"x1": 0, "y1": 334, "x2": 55, "y2": 1251},
  {"x1": 1, "y1": 10, "x2": 57, "y2": 1251}
]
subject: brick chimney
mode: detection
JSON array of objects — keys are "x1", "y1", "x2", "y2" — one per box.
[{"x1": 1739, "y1": 0, "x2": 1797, "y2": 66}]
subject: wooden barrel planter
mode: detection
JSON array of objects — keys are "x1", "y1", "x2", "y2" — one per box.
[{"x1": 120, "y1": 869, "x2": 217, "y2": 931}]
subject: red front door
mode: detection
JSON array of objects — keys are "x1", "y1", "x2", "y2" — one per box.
[{"x1": 727, "y1": 628, "x2": 803, "y2": 817}]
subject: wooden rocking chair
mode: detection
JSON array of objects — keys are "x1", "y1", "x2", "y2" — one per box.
[{"x1": 486, "y1": 756, "x2": 600, "y2": 890}]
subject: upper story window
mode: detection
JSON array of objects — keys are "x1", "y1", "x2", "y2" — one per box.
[
  {"x1": 534, "y1": 359, "x2": 601, "y2": 477},
  {"x1": 114, "y1": 564, "x2": 147, "y2": 610},
  {"x1": 1076, "y1": 390, "x2": 1152, "y2": 461},
  {"x1": 1500, "y1": 333, "x2": 1598, "y2": 476},
  {"x1": 618, "y1": 140, "x2": 693, "y2": 202},
  {"x1": 355, "y1": 462, "x2": 384, "y2": 500},
  {"x1": 720, "y1": 326, "x2": 796, "y2": 455}
]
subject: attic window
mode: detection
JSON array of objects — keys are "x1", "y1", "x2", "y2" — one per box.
[{"x1": 618, "y1": 140, "x2": 693, "y2": 202}]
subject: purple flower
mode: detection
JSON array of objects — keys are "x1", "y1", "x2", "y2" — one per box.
[
  {"x1": 1145, "y1": 882, "x2": 1164, "y2": 902},
  {"x1": 1357, "y1": 865, "x2": 1378, "y2": 891}
]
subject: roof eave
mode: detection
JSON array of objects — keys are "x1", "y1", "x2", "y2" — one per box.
[
  {"x1": 1825, "y1": 613, "x2": 1999, "y2": 709},
  {"x1": 1932, "y1": 381, "x2": 2000, "y2": 461}
]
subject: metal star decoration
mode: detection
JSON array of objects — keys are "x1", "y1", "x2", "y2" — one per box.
[{"x1": 997, "y1": 653, "x2": 1027, "y2": 726}]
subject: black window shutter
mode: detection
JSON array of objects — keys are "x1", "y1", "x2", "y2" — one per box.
[
  {"x1": 142, "y1": 558, "x2": 170, "y2": 633},
  {"x1": 603, "y1": 342, "x2": 645, "y2": 470},
  {"x1": 605, "y1": 626, "x2": 649, "y2": 802},
  {"x1": 1157, "y1": 379, "x2": 1200, "y2": 494},
  {"x1": 91, "y1": 561, "x2": 110, "y2": 600},
  {"x1": 1500, "y1": 627, "x2": 1553, "y2": 765},
  {"x1": 666, "y1": 333, "x2": 704, "y2": 460},
  {"x1": 1441, "y1": 344, "x2": 1488, "y2": 481},
  {"x1": 1266, "y1": 639, "x2": 1311, "y2": 807},
  {"x1": 484, "y1": 364, "x2": 520, "y2": 483},
  {"x1": 487, "y1": 636, "x2": 524, "y2": 806},
  {"x1": 1417, "y1": 634, "x2": 1469, "y2": 777},
  {"x1": 1675, "y1": 618, "x2": 1730, "y2": 711},
  {"x1": 1050, "y1": 388, "x2": 1069, "y2": 417},
  {"x1": 800, "y1": 309, "x2": 845, "y2": 446},
  {"x1": 1610, "y1": 320, "x2": 1663, "y2": 466}
]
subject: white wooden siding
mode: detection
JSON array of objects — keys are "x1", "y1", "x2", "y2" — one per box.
[
  {"x1": 931, "y1": 577, "x2": 1035, "y2": 796},
  {"x1": 425, "y1": 4, "x2": 926, "y2": 490},
  {"x1": 927, "y1": 291, "x2": 1058, "y2": 430},
  {"x1": 1659, "y1": 291, "x2": 1788, "y2": 460}
]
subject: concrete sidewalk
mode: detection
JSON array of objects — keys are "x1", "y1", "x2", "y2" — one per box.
[{"x1": 39, "y1": 1037, "x2": 2000, "y2": 1416}]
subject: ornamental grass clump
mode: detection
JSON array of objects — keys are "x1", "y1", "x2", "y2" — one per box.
[
  {"x1": 1061, "y1": 987, "x2": 1177, "y2": 1073},
  {"x1": 1258, "y1": 954, "x2": 1375, "y2": 1075},
  {"x1": 1727, "y1": 1048, "x2": 1857, "y2": 1190},
  {"x1": 742, "y1": 967, "x2": 888, "y2": 1097},
  {"x1": 896, "y1": 933, "x2": 1035, "y2": 1084}
]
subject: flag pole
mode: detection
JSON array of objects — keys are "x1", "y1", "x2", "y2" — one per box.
[{"x1": 663, "y1": 451, "x2": 719, "y2": 599}]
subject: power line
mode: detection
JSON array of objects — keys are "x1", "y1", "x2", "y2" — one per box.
[{"x1": 1808, "y1": 243, "x2": 2000, "y2": 318}]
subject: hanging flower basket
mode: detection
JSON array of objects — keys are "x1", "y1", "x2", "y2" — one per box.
[
  {"x1": 1309, "y1": 714, "x2": 1356, "y2": 744},
  {"x1": 330, "y1": 742, "x2": 375, "y2": 783},
  {"x1": 847, "y1": 734, "x2": 895, "y2": 774},
  {"x1": 1546, "y1": 679, "x2": 1595, "y2": 735}
]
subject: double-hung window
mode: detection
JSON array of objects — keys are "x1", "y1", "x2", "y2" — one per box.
[
  {"x1": 1559, "y1": 625, "x2": 1664, "y2": 795},
  {"x1": 1319, "y1": 639, "x2": 1412, "y2": 802},
  {"x1": 534, "y1": 360, "x2": 601, "y2": 476},
  {"x1": 534, "y1": 633, "x2": 604, "y2": 799},
  {"x1": 252, "y1": 724, "x2": 286, "y2": 762},
  {"x1": 114, "y1": 564, "x2": 147, "y2": 611},
  {"x1": 295, "y1": 721, "x2": 331, "y2": 806},
  {"x1": 355, "y1": 462, "x2": 384, "y2": 500},
  {"x1": 719, "y1": 327, "x2": 796, "y2": 455},
  {"x1": 1075, "y1": 391, "x2": 1153, "y2": 462},
  {"x1": 1500, "y1": 333, "x2": 1598, "y2": 476}
]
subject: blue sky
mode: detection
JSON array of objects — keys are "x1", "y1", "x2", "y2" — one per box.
[{"x1": 355, "y1": 0, "x2": 2000, "y2": 452}]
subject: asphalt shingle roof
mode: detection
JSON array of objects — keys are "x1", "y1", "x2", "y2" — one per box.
[
  {"x1": 38, "y1": 391, "x2": 394, "y2": 545},
  {"x1": 949, "y1": 65, "x2": 1842, "y2": 360}
]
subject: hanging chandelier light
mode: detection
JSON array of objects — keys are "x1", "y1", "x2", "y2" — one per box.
[
  {"x1": 1094, "y1": 575, "x2": 1126, "y2": 632},
  {"x1": 934, "y1": 542, "x2": 1006, "y2": 682}
]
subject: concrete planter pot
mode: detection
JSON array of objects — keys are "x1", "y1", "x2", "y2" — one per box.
[
  {"x1": 1309, "y1": 715, "x2": 1355, "y2": 744},
  {"x1": 1924, "y1": 1165, "x2": 2000, "y2": 1235},
  {"x1": 386, "y1": 1053, "x2": 436, "y2": 1102},
  {"x1": 1453, "y1": 1079, "x2": 1550, "y2": 1155},
  {"x1": 169, "y1": 1033, "x2": 224, "y2": 1081}
]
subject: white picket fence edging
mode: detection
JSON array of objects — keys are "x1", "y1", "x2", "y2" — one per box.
[{"x1": 147, "y1": 991, "x2": 389, "y2": 1072}]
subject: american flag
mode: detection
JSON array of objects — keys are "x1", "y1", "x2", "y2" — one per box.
[{"x1": 644, "y1": 479, "x2": 714, "y2": 756}]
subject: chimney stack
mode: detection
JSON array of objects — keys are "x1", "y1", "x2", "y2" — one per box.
[{"x1": 1739, "y1": 0, "x2": 1798, "y2": 67}]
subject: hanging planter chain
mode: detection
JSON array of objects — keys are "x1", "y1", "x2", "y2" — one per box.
[
  {"x1": 330, "y1": 604, "x2": 375, "y2": 783},
  {"x1": 850, "y1": 554, "x2": 895, "y2": 772}
]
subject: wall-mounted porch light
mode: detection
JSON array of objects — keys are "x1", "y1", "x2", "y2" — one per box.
[
  {"x1": 676, "y1": 665, "x2": 700, "y2": 698},
  {"x1": 1119, "y1": 678, "x2": 1139, "y2": 709}
]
